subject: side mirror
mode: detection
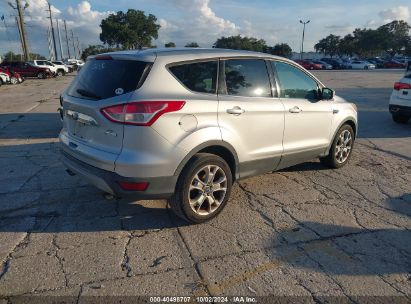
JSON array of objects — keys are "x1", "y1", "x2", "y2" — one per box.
[{"x1": 322, "y1": 88, "x2": 334, "y2": 100}]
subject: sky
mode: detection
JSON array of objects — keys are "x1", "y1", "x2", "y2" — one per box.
[{"x1": 0, "y1": 0, "x2": 410, "y2": 58}]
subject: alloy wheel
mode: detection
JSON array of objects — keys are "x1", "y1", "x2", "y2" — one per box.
[
  {"x1": 335, "y1": 130, "x2": 352, "y2": 163},
  {"x1": 188, "y1": 165, "x2": 228, "y2": 216}
]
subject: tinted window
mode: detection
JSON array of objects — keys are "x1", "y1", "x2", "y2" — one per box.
[
  {"x1": 224, "y1": 59, "x2": 271, "y2": 97},
  {"x1": 169, "y1": 61, "x2": 217, "y2": 94},
  {"x1": 67, "y1": 59, "x2": 150, "y2": 100},
  {"x1": 273, "y1": 61, "x2": 319, "y2": 100}
]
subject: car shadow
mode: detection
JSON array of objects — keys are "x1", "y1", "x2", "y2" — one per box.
[
  {"x1": 0, "y1": 113, "x2": 61, "y2": 139},
  {"x1": 386, "y1": 194, "x2": 411, "y2": 218},
  {"x1": 268, "y1": 221, "x2": 411, "y2": 276}
]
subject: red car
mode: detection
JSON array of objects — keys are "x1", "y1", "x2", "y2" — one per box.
[
  {"x1": 0, "y1": 61, "x2": 52, "y2": 79},
  {"x1": 294, "y1": 59, "x2": 323, "y2": 70},
  {"x1": 0, "y1": 67, "x2": 23, "y2": 84},
  {"x1": 383, "y1": 60, "x2": 406, "y2": 69}
]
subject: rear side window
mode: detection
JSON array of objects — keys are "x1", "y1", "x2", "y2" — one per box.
[
  {"x1": 224, "y1": 59, "x2": 271, "y2": 97},
  {"x1": 67, "y1": 59, "x2": 150, "y2": 100},
  {"x1": 169, "y1": 61, "x2": 218, "y2": 94}
]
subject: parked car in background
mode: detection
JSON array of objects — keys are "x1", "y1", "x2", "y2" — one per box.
[
  {"x1": 0, "y1": 70, "x2": 10, "y2": 86},
  {"x1": 311, "y1": 60, "x2": 333, "y2": 70},
  {"x1": 366, "y1": 58, "x2": 385, "y2": 68},
  {"x1": 60, "y1": 48, "x2": 358, "y2": 223},
  {"x1": 340, "y1": 59, "x2": 353, "y2": 69},
  {"x1": 29, "y1": 60, "x2": 58, "y2": 76},
  {"x1": 294, "y1": 59, "x2": 323, "y2": 70},
  {"x1": 0, "y1": 67, "x2": 22, "y2": 84},
  {"x1": 64, "y1": 59, "x2": 85, "y2": 71},
  {"x1": 350, "y1": 60, "x2": 376, "y2": 70},
  {"x1": 0, "y1": 62, "x2": 52, "y2": 79},
  {"x1": 52, "y1": 61, "x2": 71, "y2": 75},
  {"x1": 384, "y1": 60, "x2": 406, "y2": 69},
  {"x1": 389, "y1": 61, "x2": 411, "y2": 124},
  {"x1": 321, "y1": 58, "x2": 345, "y2": 69}
]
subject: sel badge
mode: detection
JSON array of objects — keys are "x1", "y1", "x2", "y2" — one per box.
[{"x1": 115, "y1": 88, "x2": 124, "y2": 95}]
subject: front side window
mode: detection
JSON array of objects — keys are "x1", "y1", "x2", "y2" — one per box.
[
  {"x1": 224, "y1": 59, "x2": 271, "y2": 97},
  {"x1": 169, "y1": 61, "x2": 217, "y2": 94},
  {"x1": 273, "y1": 61, "x2": 319, "y2": 100}
]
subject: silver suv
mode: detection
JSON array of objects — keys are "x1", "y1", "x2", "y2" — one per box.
[{"x1": 60, "y1": 48, "x2": 358, "y2": 223}]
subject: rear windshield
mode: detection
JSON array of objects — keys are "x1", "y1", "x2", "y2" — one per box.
[{"x1": 67, "y1": 59, "x2": 150, "y2": 100}]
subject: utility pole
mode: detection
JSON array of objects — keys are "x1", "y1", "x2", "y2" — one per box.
[
  {"x1": 71, "y1": 30, "x2": 76, "y2": 59},
  {"x1": 47, "y1": 27, "x2": 54, "y2": 60},
  {"x1": 76, "y1": 37, "x2": 81, "y2": 59},
  {"x1": 47, "y1": 2, "x2": 58, "y2": 60},
  {"x1": 9, "y1": 0, "x2": 30, "y2": 60},
  {"x1": 299, "y1": 20, "x2": 310, "y2": 60},
  {"x1": 63, "y1": 20, "x2": 71, "y2": 59},
  {"x1": 15, "y1": 17, "x2": 25, "y2": 57},
  {"x1": 56, "y1": 19, "x2": 64, "y2": 60}
]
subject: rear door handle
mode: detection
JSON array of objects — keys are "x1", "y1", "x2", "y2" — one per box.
[
  {"x1": 289, "y1": 106, "x2": 302, "y2": 113},
  {"x1": 227, "y1": 106, "x2": 245, "y2": 115}
]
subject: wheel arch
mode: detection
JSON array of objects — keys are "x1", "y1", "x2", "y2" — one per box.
[
  {"x1": 325, "y1": 118, "x2": 357, "y2": 155},
  {"x1": 174, "y1": 141, "x2": 239, "y2": 181}
]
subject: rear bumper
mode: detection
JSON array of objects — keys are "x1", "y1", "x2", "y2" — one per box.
[
  {"x1": 389, "y1": 105, "x2": 411, "y2": 117},
  {"x1": 61, "y1": 149, "x2": 177, "y2": 199}
]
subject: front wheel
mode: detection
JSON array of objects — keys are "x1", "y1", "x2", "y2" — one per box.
[
  {"x1": 320, "y1": 124, "x2": 355, "y2": 169},
  {"x1": 168, "y1": 153, "x2": 233, "y2": 224},
  {"x1": 57, "y1": 70, "x2": 65, "y2": 77},
  {"x1": 392, "y1": 114, "x2": 409, "y2": 124},
  {"x1": 10, "y1": 77, "x2": 18, "y2": 85},
  {"x1": 37, "y1": 72, "x2": 45, "y2": 79}
]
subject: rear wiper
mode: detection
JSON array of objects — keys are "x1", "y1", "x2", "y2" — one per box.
[{"x1": 76, "y1": 89, "x2": 100, "y2": 100}]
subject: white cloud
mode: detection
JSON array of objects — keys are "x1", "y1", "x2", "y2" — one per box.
[
  {"x1": 378, "y1": 6, "x2": 410, "y2": 23},
  {"x1": 156, "y1": 0, "x2": 240, "y2": 46},
  {"x1": 197, "y1": 0, "x2": 237, "y2": 32}
]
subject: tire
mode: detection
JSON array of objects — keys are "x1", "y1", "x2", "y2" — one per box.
[
  {"x1": 37, "y1": 72, "x2": 45, "y2": 79},
  {"x1": 10, "y1": 77, "x2": 18, "y2": 85},
  {"x1": 364, "y1": 66, "x2": 368, "y2": 70},
  {"x1": 392, "y1": 114, "x2": 409, "y2": 124},
  {"x1": 57, "y1": 70, "x2": 65, "y2": 77},
  {"x1": 168, "y1": 153, "x2": 233, "y2": 224},
  {"x1": 320, "y1": 124, "x2": 355, "y2": 169}
]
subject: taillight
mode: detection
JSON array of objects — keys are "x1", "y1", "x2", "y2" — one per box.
[
  {"x1": 394, "y1": 82, "x2": 411, "y2": 91},
  {"x1": 101, "y1": 101, "x2": 185, "y2": 126}
]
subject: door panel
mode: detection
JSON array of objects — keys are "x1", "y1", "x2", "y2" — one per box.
[
  {"x1": 217, "y1": 59, "x2": 285, "y2": 178},
  {"x1": 272, "y1": 61, "x2": 333, "y2": 169}
]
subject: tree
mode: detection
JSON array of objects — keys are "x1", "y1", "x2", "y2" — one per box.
[
  {"x1": 165, "y1": 42, "x2": 176, "y2": 48},
  {"x1": 81, "y1": 45, "x2": 121, "y2": 60},
  {"x1": 338, "y1": 34, "x2": 356, "y2": 57},
  {"x1": 267, "y1": 43, "x2": 292, "y2": 58},
  {"x1": 100, "y1": 9, "x2": 160, "y2": 49},
  {"x1": 213, "y1": 35, "x2": 267, "y2": 52},
  {"x1": 185, "y1": 42, "x2": 200, "y2": 48},
  {"x1": 314, "y1": 34, "x2": 341, "y2": 58},
  {"x1": 2, "y1": 51, "x2": 45, "y2": 62},
  {"x1": 377, "y1": 20, "x2": 411, "y2": 57},
  {"x1": 351, "y1": 28, "x2": 382, "y2": 57}
]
